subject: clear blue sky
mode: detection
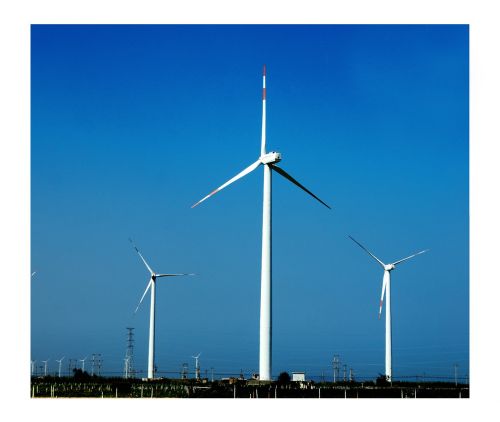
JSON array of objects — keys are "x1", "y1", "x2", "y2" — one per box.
[{"x1": 31, "y1": 24, "x2": 468, "y2": 381}]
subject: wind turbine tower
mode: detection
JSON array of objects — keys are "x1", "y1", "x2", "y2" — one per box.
[
  {"x1": 130, "y1": 239, "x2": 194, "y2": 379},
  {"x1": 348, "y1": 235, "x2": 428, "y2": 382},
  {"x1": 192, "y1": 66, "x2": 331, "y2": 380}
]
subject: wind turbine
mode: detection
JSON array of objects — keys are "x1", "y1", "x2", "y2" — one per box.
[
  {"x1": 130, "y1": 238, "x2": 195, "y2": 379},
  {"x1": 192, "y1": 66, "x2": 331, "y2": 380},
  {"x1": 31, "y1": 360, "x2": 36, "y2": 377},
  {"x1": 192, "y1": 353, "x2": 201, "y2": 380},
  {"x1": 41, "y1": 359, "x2": 49, "y2": 377},
  {"x1": 348, "y1": 235, "x2": 428, "y2": 382},
  {"x1": 56, "y1": 357, "x2": 65, "y2": 377},
  {"x1": 79, "y1": 356, "x2": 88, "y2": 373}
]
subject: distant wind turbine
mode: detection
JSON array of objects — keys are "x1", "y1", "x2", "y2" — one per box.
[
  {"x1": 192, "y1": 353, "x2": 201, "y2": 380},
  {"x1": 348, "y1": 235, "x2": 428, "y2": 382},
  {"x1": 79, "y1": 356, "x2": 88, "y2": 373},
  {"x1": 56, "y1": 357, "x2": 65, "y2": 377},
  {"x1": 42, "y1": 359, "x2": 49, "y2": 377},
  {"x1": 130, "y1": 238, "x2": 195, "y2": 379},
  {"x1": 192, "y1": 66, "x2": 331, "y2": 380}
]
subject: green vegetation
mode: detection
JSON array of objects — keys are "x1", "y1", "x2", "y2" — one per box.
[{"x1": 30, "y1": 373, "x2": 469, "y2": 398}]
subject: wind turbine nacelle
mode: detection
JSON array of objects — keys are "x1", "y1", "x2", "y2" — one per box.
[
  {"x1": 385, "y1": 264, "x2": 395, "y2": 271},
  {"x1": 260, "y1": 151, "x2": 282, "y2": 164}
]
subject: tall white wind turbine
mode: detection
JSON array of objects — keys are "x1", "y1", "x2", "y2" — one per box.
[
  {"x1": 192, "y1": 66, "x2": 331, "y2": 380},
  {"x1": 130, "y1": 238, "x2": 195, "y2": 379},
  {"x1": 348, "y1": 235, "x2": 428, "y2": 382},
  {"x1": 56, "y1": 357, "x2": 65, "y2": 377}
]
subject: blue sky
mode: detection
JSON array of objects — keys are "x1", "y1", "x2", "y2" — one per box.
[{"x1": 31, "y1": 24, "x2": 468, "y2": 381}]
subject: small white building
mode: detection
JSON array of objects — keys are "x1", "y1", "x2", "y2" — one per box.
[{"x1": 292, "y1": 372, "x2": 305, "y2": 382}]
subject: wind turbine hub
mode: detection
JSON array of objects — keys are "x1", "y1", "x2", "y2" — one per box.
[
  {"x1": 260, "y1": 151, "x2": 282, "y2": 164},
  {"x1": 385, "y1": 264, "x2": 395, "y2": 271}
]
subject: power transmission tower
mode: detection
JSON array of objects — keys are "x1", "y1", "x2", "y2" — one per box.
[
  {"x1": 349, "y1": 367, "x2": 354, "y2": 382},
  {"x1": 91, "y1": 354, "x2": 96, "y2": 376},
  {"x1": 181, "y1": 363, "x2": 188, "y2": 379},
  {"x1": 124, "y1": 327, "x2": 135, "y2": 378},
  {"x1": 95, "y1": 354, "x2": 102, "y2": 376},
  {"x1": 333, "y1": 355, "x2": 340, "y2": 383},
  {"x1": 343, "y1": 364, "x2": 347, "y2": 382}
]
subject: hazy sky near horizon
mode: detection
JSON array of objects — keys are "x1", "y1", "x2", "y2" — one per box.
[{"x1": 31, "y1": 24, "x2": 468, "y2": 380}]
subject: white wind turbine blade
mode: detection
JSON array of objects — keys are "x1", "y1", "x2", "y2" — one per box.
[
  {"x1": 270, "y1": 164, "x2": 331, "y2": 209},
  {"x1": 156, "y1": 273, "x2": 196, "y2": 277},
  {"x1": 261, "y1": 64, "x2": 267, "y2": 156},
  {"x1": 391, "y1": 249, "x2": 429, "y2": 266},
  {"x1": 129, "y1": 238, "x2": 154, "y2": 275},
  {"x1": 379, "y1": 271, "x2": 389, "y2": 319},
  {"x1": 348, "y1": 236, "x2": 386, "y2": 269},
  {"x1": 134, "y1": 278, "x2": 153, "y2": 314},
  {"x1": 191, "y1": 159, "x2": 261, "y2": 208}
]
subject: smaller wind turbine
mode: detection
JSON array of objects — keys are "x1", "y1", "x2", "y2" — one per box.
[
  {"x1": 348, "y1": 235, "x2": 428, "y2": 382},
  {"x1": 31, "y1": 360, "x2": 36, "y2": 376},
  {"x1": 130, "y1": 238, "x2": 195, "y2": 379},
  {"x1": 56, "y1": 357, "x2": 65, "y2": 377},
  {"x1": 192, "y1": 353, "x2": 201, "y2": 380},
  {"x1": 41, "y1": 359, "x2": 49, "y2": 377},
  {"x1": 79, "y1": 356, "x2": 88, "y2": 373}
]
